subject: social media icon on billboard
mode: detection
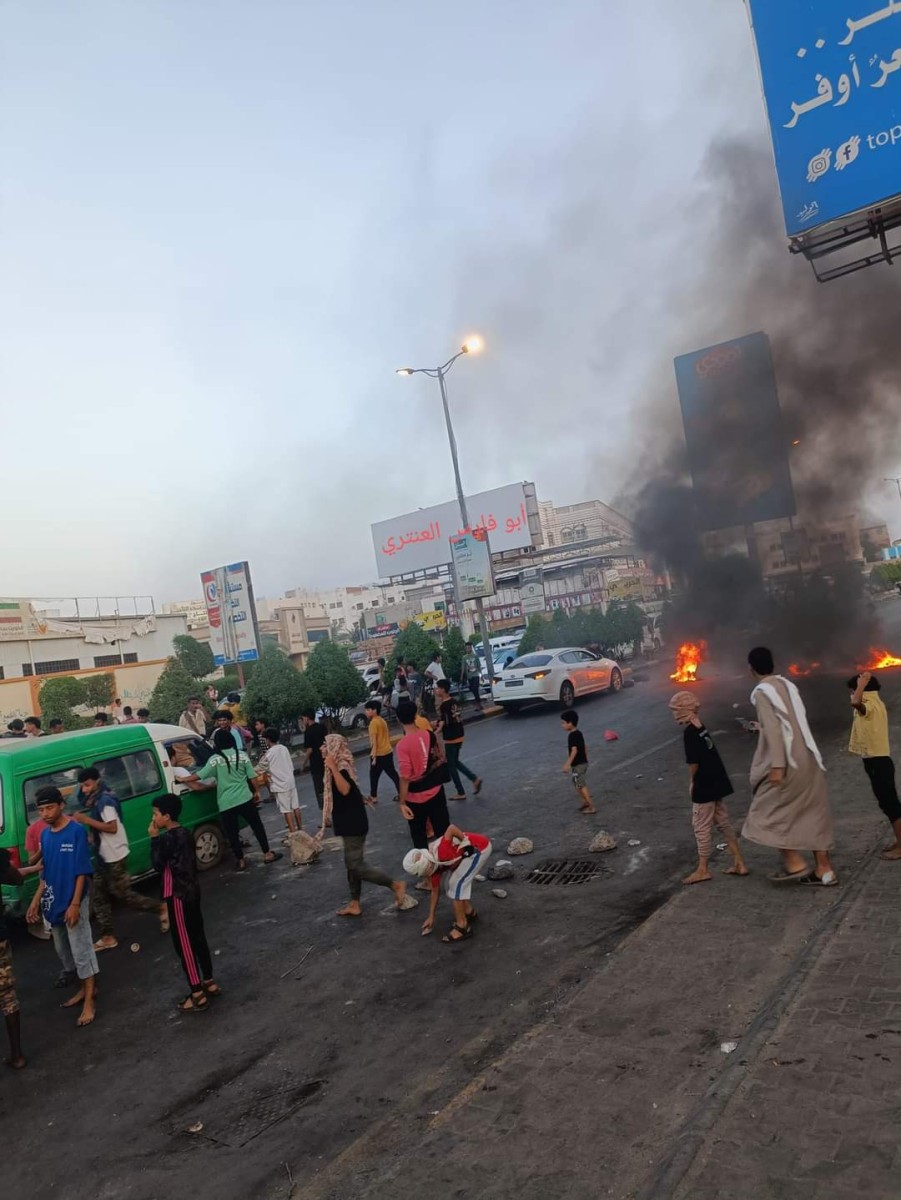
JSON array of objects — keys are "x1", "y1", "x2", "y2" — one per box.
[
  {"x1": 806, "y1": 148, "x2": 832, "y2": 183},
  {"x1": 834, "y1": 135, "x2": 861, "y2": 170}
]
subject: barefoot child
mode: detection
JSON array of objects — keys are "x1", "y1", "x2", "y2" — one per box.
[
  {"x1": 848, "y1": 671, "x2": 901, "y2": 859},
  {"x1": 404, "y1": 824, "x2": 492, "y2": 943},
  {"x1": 319, "y1": 733, "x2": 409, "y2": 918},
  {"x1": 669, "y1": 691, "x2": 748, "y2": 885},
  {"x1": 561, "y1": 710, "x2": 596, "y2": 814},
  {"x1": 149, "y1": 794, "x2": 219, "y2": 1013}
]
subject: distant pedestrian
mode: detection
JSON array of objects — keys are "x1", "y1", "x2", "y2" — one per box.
[
  {"x1": 72, "y1": 767, "x2": 166, "y2": 951},
  {"x1": 26, "y1": 787, "x2": 98, "y2": 1027},
  {"x1": 0, "y1": 847, "x2": 26, "y2": 1067},
  {"x1": 48, "y1": 718, "x2": 64, "y2": 735},
  {"x1": 848, "y1": 671, "x2": 901, "y2": 860},
  {"x1": 179, "y1": 697, "x2": 209, "y2": 738},
  {"x1": 24, "y1": 717, "x2": 43, "y2": 738},
  {"x1": 212, "y1": 708, "x2": 245, "y2": 753},
  {"x1": 5, "y1": 720, "x2": 25, "y2": 739},
  {"x1": 745, "y1": 647, "x2": 836, "y2": 886},
  {"x1": 177, "y1": 730, "x2": 281, "y2": 871},
  {"x1": 136, "y1": 708, "x2": 150, "y2": 723},
  {"x1": 365, "y1": 699, "x2": 399, "y2": 803},
  {"x1": 435, "y1": 680, "x2": 482, "y2": 800},
  {"x1": 250, "y1": 718, "x2": 268, "y2": 760},
  {"x1": 112, "y1": 698, "x2": 124, "y2": 724},
  {"x1": 391, "y1": 665, "x2": 411, "y2": 710},
  {"x1": 301, "y1": 710, "x2": 328, "y2": 813},
  {"x1": 669, "y1": 691, "x2": 748, "y2": 885},
  {"x1": 93, "y1": 713, "x2": 110, "y2": 727},
  {"x1": 463, "y1": 643, "x2": 482, "y2": 707},
  {"x1": 396, "y1": 699, "x2": 451, "y2": 850},
  {"x1": 422, "y1": 651, "x2": 443, "y2": 714},
  {"x1": 149, "y1": 794, "x2": 219, "y2": 1013},
  {"x1": 258, "y1": 727, "x2": 303, "y2": 834},
  {"x1": 561, "y1": 709, "x2": 596, "y2": 814},
  {"x1": 319, "y1": 733, "x2": 409, "y2": 917},
  {"x1": 120, "y1": 706, "x2": 137, "y2": 725},
  {"x1": 403, "y1": 823, "x2": 492, "y2": 943}
]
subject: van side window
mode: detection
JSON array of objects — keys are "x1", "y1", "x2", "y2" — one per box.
[
  {"x1": 92, "y1": 751, "x2": 162, "y2": 802},
  {"x1": 165, "y1": 738, "x2": 212, "y2": 770},
  {"x1": 23, "y1": 768, "x2": 83, "y2": 823}
]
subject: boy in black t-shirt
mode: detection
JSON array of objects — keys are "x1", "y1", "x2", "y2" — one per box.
[
  {"x1": 561, "y1": 709, "x2": 596, "y2": 814},
  {"x1": 669, "y1": 691, "x2": 748, "y2": 885}
]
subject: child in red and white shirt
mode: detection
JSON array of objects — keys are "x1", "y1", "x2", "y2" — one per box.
[{"x1": 403, "y1": 824, "x2": 492, "y2": 943}]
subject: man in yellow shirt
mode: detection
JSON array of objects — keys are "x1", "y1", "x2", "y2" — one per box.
[
  {"x1": 848, "y1": 671, "x2": 901, "y2": 859},
  {"x1": 365, "y1": 700, "x2": 400, "y2": 803}
]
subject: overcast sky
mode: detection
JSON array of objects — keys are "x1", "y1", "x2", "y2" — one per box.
[{"x1": 3, "y1": 1, "x2": 896, "y2": 605}]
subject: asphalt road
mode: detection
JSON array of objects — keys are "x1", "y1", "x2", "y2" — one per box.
[{"x1": 5, "y1": 596, "x2": 901, "y2": 1200}]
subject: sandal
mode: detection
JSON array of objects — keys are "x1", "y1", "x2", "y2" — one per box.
[
  {"x1": 177, "y1": 993, "x2": 210, "y2": 1013},
  {"x1": 263, "y1": 852, "x2": 283, "y2": 865},
  {"x1": 441, "y1": 923, "x2": 473, "y2": 944},
  {"x1": 203, "y1": 982, "x2": 223, "y2": 998},
  {"x1": 769, "y1": 868, "x2": 811, "y2": 885},
  {"x1": 465, "y1": 908, "x2": 479, "y2": 923},
  {"x1": 473, "y1": 779, "x2": 483, "y2": 795},
  {"x1": 801, "y1": 870, "x2": 839, "y2": 887}
]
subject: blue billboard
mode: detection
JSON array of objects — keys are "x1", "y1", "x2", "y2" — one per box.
[
  {"x1": 674, "y1": 332, "x2": 796, "y2": 532},
  {"x1": 747, "y1": 1, "x2": 901, "y2": 235}
]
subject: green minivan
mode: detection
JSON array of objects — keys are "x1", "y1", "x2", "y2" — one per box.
[{"x1": 0, "y1": 723, "x2": 227, "y2": 916}]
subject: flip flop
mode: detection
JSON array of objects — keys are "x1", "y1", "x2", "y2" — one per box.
[
  {"x1": 264, "y1": 852, "x2": 283, "y2": 865},
  {"x1": 801, "y1": 870, "x2": 839, "y2": 887},
  {"x1": 769, "y1": 868, "x2": 812, "y2": 885}
]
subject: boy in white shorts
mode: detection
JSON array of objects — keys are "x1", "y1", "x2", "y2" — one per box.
[
  {"x1": 258, "y1": 728, "x2": 303, "y2": 833},
  {"x1": 404, "y1": 823, "x2": 491, "y2": 944}
]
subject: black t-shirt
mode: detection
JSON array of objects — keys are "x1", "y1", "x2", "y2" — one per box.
[
  {"x1": 568, "y1": 729, "x2": 588, "y2": 766},
  {"x1": 684, "y1": 723, "x2": 734, "y2": 803},
  {"x1": 331, "y1": 769, "x2": 369, "y2": 838},
  {"x1": 439, "y1": 698, "x2": 464, "y2": 742},
  {"x1": 304, "y1": 722, "x2": 327, "y2": 777}
]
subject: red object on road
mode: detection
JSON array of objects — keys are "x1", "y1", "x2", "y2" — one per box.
[{"x1": 604, "y1": 730, "x2": 619, "y2": 742}]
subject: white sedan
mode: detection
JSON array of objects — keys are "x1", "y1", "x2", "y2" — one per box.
[{"x1": 493, "y1": 647, "x2": 624, "y2": 713}]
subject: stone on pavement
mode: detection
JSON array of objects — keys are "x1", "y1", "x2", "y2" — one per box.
[
  {"x1": 488, "y1": 860, "x2": 515, "y2": 880},
  {"x1": 506, "y1": 837, "x2": 534, "y2": 856},
  {"x1": 286, "y1": 830, "x2": 321, "y2": 865},
  {"x1": 491, "y1": 888, "x2": 508, "y2": 899},
  {"x1": 589, "y1": 831, "x2": 617, "y2": 853}
]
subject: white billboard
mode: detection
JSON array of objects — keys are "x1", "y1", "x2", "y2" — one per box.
[
  {"x1": 450, "y1": 530, "x2": 496, "y2": 602},
  {"x1": 372, "y1": 483, "x2": 534, "y2": 578},
  {"x1": 200, "y1": 561, "x2": 261, "y2": 667},
  {"x1": 520, "y1": 567, "x2": 546, "y2": 615}
]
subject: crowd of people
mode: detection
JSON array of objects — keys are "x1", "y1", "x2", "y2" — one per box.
[{"x1": 2, "y1": 644, "x2": 898, "y2": 1071}]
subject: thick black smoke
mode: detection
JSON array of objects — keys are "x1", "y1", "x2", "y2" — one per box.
[{"x1": 632, "y1": 137, "x2": 901, "y2": 669}]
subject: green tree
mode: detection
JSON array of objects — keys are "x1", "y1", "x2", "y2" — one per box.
[
  {"x1": 147, "y1": 658, "x2": 204, "y2": 724},
  {"x1": 390, "y1": 622, "x2": 440, "y2": 673},
  {"x1": 38, "y1": 676, "x2": 89, "y2": 730},
  {"x1": 549, "y1": 607, "x2": 571, "y2": 647},
  {"x1": 241, "y1": 644, "x2": 318, "y2": 729},
  {"x1": 517, "y1": 614, "x2": 550, "y2": 655},
  {"x1": 305, "y1": 640, "x2": 367, "y2": 727},
  {"x1": 172, "y1": 634, "x2": 215, "y2": 679},
  {"x1": 871, "y1": 561, "x2": 901, "y2": 591},
  {"x1": 83, "y1": 672, "x2": 115, "y2": 713},
  {"x1": 442, "y1": 625, "x2": 466, "y2": 685}
]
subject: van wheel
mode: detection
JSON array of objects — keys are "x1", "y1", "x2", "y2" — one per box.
[
  {"x1": 559, "y1": 681, "x2": 576, "y2": 709},
  {"x1": 194, "y1": 823, "x2": 225, "y2": 871}
]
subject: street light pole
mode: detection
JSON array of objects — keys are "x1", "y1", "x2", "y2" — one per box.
[{"x1": 397, "y1": 338, "x2": 495, "y2": 702}]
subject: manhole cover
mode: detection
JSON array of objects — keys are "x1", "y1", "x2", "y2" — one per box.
[
  {"x1": 170, "y1": 1073, "x2": 324, "y2": 1148},
  {"x1": 526, "y1": 858, "x2": 604, "y2": 886}
]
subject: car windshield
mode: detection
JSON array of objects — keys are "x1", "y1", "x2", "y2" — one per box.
[{"x1": 507, "y1": 653, "x2": 553, "y2": 669}]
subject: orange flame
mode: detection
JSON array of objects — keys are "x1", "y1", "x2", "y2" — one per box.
[
  {"x1": 788, "y1": 661, "x2": 821, "y2": 678},
  {"x1": 860, "y1": 648, "x2": 901, "y2": 670},
  {"x1": 670, "y1": 641, "x2": 706, "y2": 683}
]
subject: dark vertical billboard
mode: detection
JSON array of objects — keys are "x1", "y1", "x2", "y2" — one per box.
[{"x1": 674, "y1": 332, "x2": 796, "y2": 532}]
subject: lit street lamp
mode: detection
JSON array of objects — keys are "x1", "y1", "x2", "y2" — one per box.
[{"x1": 396, "y1": 337, "x2": 494, "y2": 700}]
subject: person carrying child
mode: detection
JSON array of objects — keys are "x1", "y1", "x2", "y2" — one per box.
[
  {"x1": 403, "y1": 823, "x2": 492, "y2": 943},
  {"x1": 669, "y1": 691, "x2": 748, "y2": 885}
]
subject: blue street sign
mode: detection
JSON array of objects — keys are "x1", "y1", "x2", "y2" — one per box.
[{"x1": 747, "y1": 1, "x2": 901, "y2": 234}]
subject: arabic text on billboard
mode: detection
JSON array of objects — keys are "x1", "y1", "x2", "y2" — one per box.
[
  {"x1": 371, "y1": 483, "x2": 531, "y2": 577},
  {"x1": 451, "y1": 530, "x2": 496, "y2": 602},
  {"x1": 674, "y1": 333, "x2": 796, "y2": 532},
  {"x1": 201, "y1": 561, "x2": 261, "y2": 667},
  {"x1": 746, "y1": 0, "x2": 901, "y2": 235}
]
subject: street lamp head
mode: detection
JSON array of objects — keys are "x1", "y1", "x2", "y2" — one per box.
[
  {"x1": 395, "y1": 367, "x2": 414, "y2": 376},
  {"x1": 461, "y1": 334, "x2": 484, "y2": 355}
]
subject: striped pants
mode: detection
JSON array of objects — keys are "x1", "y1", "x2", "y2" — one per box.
[
  {"x1": 691, "y1": 801, "x2": 736, "y2": 860},
  {"x1": 166, "y1": 896, "x2": 212, "y2": 990}
]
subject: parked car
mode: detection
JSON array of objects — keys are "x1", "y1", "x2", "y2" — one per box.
[
  {"x1": 493, "y1": 647, "x2": 624, "y2": 713},
  {"x1": 0, "y1": 724, "x2": 228, "y2": 916},
  {"x1": 359, "y1": 663, "x2": 383, "y2": 692}
]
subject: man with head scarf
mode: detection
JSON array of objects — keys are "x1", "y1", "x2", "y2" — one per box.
[
  {"x1": 318, "y1": 733, "x2": 410, "y2": 918},
  {"x1": 744, "y1": 647, "x2": 837, "y2": 886},
  {"x1": 669, "y1": 691, "x2": 747, "y2": 885}
]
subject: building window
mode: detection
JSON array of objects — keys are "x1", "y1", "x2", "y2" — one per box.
[
  {"x1": 23, "y1": 658, "x2": 81, "y2": 677},
  {"x1": 93, "y1": 654, "x2": 123, "y2": 668},
  {"x1": 123, "y1": 653, "x2": 138, "y2": 664}
]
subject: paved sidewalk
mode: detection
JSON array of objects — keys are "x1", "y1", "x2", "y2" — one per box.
[{"x1": 295, "y1": 735, "x2": 899, "y2": 1200}]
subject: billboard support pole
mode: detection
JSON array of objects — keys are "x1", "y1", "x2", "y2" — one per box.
[{"x1": 437, "y1": 366, "x2": 494, "y2": 702}]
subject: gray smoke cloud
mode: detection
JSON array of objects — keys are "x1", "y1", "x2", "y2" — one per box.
[{"x1": 631, "y1": 136, "x2": 901, "y2": 668}]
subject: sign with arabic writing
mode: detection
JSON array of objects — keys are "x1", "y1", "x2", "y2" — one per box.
[
  {"x1": 371, "y1": 483, "x2": 533, "y2": 577},
  {"x1": 675, "y1": 332, "x2": 796, "y2": 531},
  {"x1": 450, "y1": 529, "x2": 496, "y2": 602},
  {"x1": 746, "y1": 0, "x2": 901, "y2": 234},
  {"x1": 200, "y1": 561, "x2": 261, "y2": 666}
]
